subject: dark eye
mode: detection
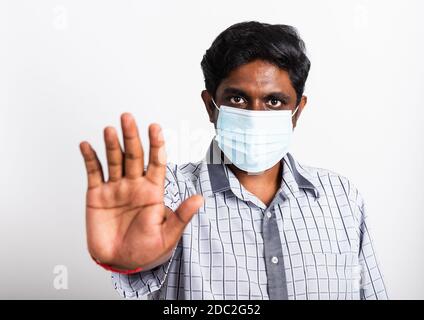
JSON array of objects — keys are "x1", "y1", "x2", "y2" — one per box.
[
  {"x1": 267, "y1": 98, "x2": 282, "y2": 108},
  {"x1": 230, "y1": 96, "x2": 245, "y2": 105}
]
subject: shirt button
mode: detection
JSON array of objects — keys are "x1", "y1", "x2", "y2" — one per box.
[
  {"x1": 271, "y1": 256, "x2": 279, "y2": 264},
  {"x1": 266, "y1": 212, "x2": 272, "y2": 219}
]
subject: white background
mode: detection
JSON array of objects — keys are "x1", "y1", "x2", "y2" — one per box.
[{"x1": 0, "y1": 0, "x2": 423, "y2": 299}]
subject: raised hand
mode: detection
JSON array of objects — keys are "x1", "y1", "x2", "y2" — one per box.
[{"x1": 79, "y1": 113, "x2": 203, "y2": 271}]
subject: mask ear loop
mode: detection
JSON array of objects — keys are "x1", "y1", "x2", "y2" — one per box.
[
  {"x1": 211, "y1": 98, "x2": 221, "y2": 126},
  {"x1": 292, "y1": 105, "x2": 300, "y2": 117},
  {"x1": 211, "y1": 98, "x2": 220, "y2": 111}
]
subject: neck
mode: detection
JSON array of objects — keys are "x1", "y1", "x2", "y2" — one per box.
[{"x1": 228, "y1": 161, "x2": 282, "y2": 207}]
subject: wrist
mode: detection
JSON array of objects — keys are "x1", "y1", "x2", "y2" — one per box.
[{"x1": 91, "y1": 256, "x2": 143, "y2": 275}]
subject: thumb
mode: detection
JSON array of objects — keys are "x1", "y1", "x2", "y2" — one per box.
[{"x1": 163, "y1": 195, "x2": 203, "y2": 243}]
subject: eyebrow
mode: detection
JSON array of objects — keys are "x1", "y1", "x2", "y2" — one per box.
[
  {"x1": 264, "y1": 92, "x2": 291, "y2": 101},
  {"x1": 222, "y1": 87, "x2": 248, "y2": 97},
  {"x1": 222, "y1": 87, "x2": 291, "y2": 101}
]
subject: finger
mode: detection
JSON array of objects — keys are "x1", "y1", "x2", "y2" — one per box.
[
  {"x1": 104, "y1": 126, "x2": 123, "y2": 182},
  {"x1": 121, "y1": 113, "x2": 144, "y2": 179},
  {"x1": 145, "y1": 124, "x2": 166, "y2": 186},
  {"x1": 163, "y1": 195, "x2": 203, "y2": 243},
  {"x1": 79, "y1": 141, "x2": 105, "y2": 189}
]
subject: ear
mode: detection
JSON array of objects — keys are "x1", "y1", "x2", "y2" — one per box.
[
  {"x1": 201, "y1": 90, "x2": 217, "y2": 123},
  {"x1": 292, "y1": 95, "x2": 307, "y2": 129}
]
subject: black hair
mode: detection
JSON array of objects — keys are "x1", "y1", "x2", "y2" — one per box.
[{"x1": 201, "y1": 21, "x2": 311, "y2": 105}]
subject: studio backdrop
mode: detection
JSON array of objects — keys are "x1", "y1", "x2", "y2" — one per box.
[{"x1": 0, "y1": 0, "x2": 423, "y2": 299}]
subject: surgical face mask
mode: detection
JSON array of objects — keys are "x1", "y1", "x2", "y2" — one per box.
[{"x1": 212, "y1": 99, "x2": 299, "y2": 174}]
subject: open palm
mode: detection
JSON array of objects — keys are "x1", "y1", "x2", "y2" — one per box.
[{"x1": 79, "y1": 113, "x2": 203, "y2": 271}]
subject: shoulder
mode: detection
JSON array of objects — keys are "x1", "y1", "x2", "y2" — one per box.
[
  {"x1": 296, "y1": 160, "x2": 365, "y2": 214},
  {"x1": 164, "y1": 160, "x2": 204, "y2": 186}
]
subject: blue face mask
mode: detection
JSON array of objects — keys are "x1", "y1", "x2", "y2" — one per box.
[{"x1": 212, "y1": 99, "x2": 299, "y2": 174}]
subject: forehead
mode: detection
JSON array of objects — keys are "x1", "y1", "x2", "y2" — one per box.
[{"x1": 217, "y1": 59, "x2": 295, "y2": 96}]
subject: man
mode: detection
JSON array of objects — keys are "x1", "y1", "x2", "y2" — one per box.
[{"x1": 79, "y1": 21, "x2": 387, "y2": 300}]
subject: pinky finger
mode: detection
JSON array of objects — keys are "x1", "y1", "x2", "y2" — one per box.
[{"x1": 79, "y1": 141, "x2": 105, "y2": 189}]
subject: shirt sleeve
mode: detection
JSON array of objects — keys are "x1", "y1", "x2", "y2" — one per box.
[
  {"x1": 111, "y1": 163, "x2": 182, "y2": 299},
  {"x1": 356, "y1": 191, "x2": 389, "y2": 300}
]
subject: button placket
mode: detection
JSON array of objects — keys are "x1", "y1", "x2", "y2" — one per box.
[{"x1": 262, "y1": 201, "x2": 288, "y2": 299}]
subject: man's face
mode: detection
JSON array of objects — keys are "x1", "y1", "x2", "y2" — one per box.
[{"x1": 201, "y1": 59, "x2": 307, "y2": 129}]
